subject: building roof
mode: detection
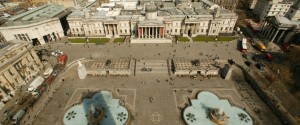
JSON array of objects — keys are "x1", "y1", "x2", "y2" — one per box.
[
  {"x1": 2, "y1": 4, "x2": 70, "y2": 26},
  {"x1": 67, "y1": 2, "x2": 237, "y2": 21},
  {"x1": 145, "y1": 2, "x2": 158, "y2": 12},
  {"x1": 267, "y1": 15, "x2": 300, "y2": 29}
]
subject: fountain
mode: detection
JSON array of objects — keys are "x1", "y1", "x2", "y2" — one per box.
[
  {"x1": 209, "y1": 107, "x2": 227, "y2": 125},
  {"x1": 87, "y1": 104, "x2": 104, "y2": 124}
]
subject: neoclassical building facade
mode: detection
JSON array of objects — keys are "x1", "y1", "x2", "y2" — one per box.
[
  {"x1": 67, "y1": 2, "x2": 238, "y2": 43},
  {"x1": 0, "y1": 41, "x2": 43, "y2": 102},
  {"x1": 0, "y1": 4, "x2": 71, "y2": 46}
]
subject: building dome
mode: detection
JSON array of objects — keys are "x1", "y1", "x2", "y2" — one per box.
[{"x1": 145, "y1": 3, "x2": 157, "y2": 12}]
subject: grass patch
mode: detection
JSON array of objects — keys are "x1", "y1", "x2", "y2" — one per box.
[
  {"x1": 68, "y1": 38, "x2": 86, "y2": 43},
  {"x1": 113, "y1": 38, "x2": 125, "y2": 43},
  {"x1": 178, "y1": 36, "x2": 189, "y2": 42},
  {"x1": 68, "y1": 38, "x2": 110, "y2": 44},
  {"x1": 88, "y1": 38, "x2": 110, "y2": 44},
  {"x1": 192, "y1": 36, "x2": 236, "y2": 42}
]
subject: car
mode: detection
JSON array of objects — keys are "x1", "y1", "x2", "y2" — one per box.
[
  {"x1": 3, "y1": 106, "x2": 14, "y2": 116},
  {"x1": 252, "y1": 54, "x2": 262, "y2": 61},
  {"x1": 15, "y1": 98, "x2": 25, "y2": 105},
  {"x1": 256, "y1": 62, "x2": 265, "y2": 69},
  {"x1": 242, "y1": 53, "x2": 249, "y2": 59},
  {"x1": 52, "y1": 70, "x2": 59, "y2": 76},
  {"x1": 228, "y1": 59, "x2": 235, "y2": 65},
  {"x1": 245, "y1": 61, "x2": 252, "y2": 67}
]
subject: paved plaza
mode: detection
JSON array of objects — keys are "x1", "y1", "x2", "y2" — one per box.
[{"x1": 22, "y1": 41, "x2": 283, "y2": 125}]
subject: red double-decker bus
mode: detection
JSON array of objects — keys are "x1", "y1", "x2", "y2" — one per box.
[{"x1": 58, "y1": 54, "x2": 68, "y2": 65}]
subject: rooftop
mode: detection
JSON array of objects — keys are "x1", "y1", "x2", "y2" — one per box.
[
  {"x1": 267, "y1": 15, "x2": 300, "y2": 29},
  {"x1": 2, "y1": 4, "x2": 70, "y2": 26},
  {"x1": 68, "y1": 2, "x2": 236, "y2": 20}
]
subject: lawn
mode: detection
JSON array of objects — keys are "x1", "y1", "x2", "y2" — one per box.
[
  {"x1": 178, "y1": 36, "x2": 189, "y2": 42},
  {"x1": 192, "y1": 36, "x2": 236, "y2": 42},
  {"x1": 88, "y1": 38, "x2": 109, "y2": 44},
  {"x1": 68, "y1": 38, "x2": 86, "y2": 43},
  {"x1": 113, "y1": 38, "x2": 125, "y2": 43},
  {"x1": 68, "y1": 38, "x2": 110, "y2": 44}
]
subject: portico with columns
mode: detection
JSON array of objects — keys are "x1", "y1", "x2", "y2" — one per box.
[
  {"x1": 103, "y1": 23, "x2": 119, "y2": 38},
  {"x1": 131, "y1": 20, "x2": 172, "y2": 43},
  {"x1": 261, "y1": 17, "x2": 300, "y2": 43},
  {"x1": 182, "y1": 23, "x2": 199, "y2": 37}
]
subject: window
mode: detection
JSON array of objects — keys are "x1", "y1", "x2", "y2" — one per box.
[
  {"x1": 88, "y1": 31, "x2": 91, "y2": 34},
  {"x1": 220, "y1": 27, "x2": 223, "y2": 31},
  {"x1": 99, "y1": 30, "x2": 101, "y2": 33},
  {"x1": 201, "y1": 29, "x2": 204, "y2": 32},
  {"x1": 95, "y1": 30, "x2": 97, "y2": 33},
  {"x1": 18, "y1": 34, "x2": 23, "y2": 41},
  {"x1": 76, "y1": 28, "x2": 79, "y2": 32},
  {"x1": 125, "y1": 29, "x2": 127, "y2": 33},
  {"x1": 175, "y1": 29, "x2": 177, "y2": 32},
  {"x1": 8, "y1": 69, "x2": 14, "y2": 76},
  {"x1": 21, "y1": 34, "x2": 27, "y2": 41},
  {"x1": 167, "y1": 30, "x2": 169, "y2": 33}
]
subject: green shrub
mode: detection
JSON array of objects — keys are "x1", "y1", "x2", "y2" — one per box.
[
  {"x1": 68, "y1": 38, "x2": 86, "y2": 43},
  {"x1": 192, "y1": 36, "x2": 236, "y2": 42},
  {"x1": 178, "y1": 36, "x2": 189, "y2": 42},
  {"x1": 114, "y1": 38, "x2": 125, "y2": 43}
]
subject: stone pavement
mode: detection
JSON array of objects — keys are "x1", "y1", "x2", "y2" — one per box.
[{"x1": 26, "y1": 41, "x2": 285, "y2": 125}]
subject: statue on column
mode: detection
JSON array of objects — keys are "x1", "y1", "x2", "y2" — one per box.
[{"x1": 77, "y1": 60, "x2": 87, "y2": 80}]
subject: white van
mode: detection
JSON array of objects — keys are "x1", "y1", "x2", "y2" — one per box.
[{"x1": 11, "y1": 110, "x2": 25, "y2": 124}]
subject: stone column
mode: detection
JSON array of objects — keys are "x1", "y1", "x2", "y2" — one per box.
[
  {"x1": 277, "y1": 30, "x2": 285, "y2": 43},
  {"x1": 115, "y1": 24, "x2": 118, "y2": 34},
  {"x1": 3, "y1": 72, "x2": 15, "y2": 90},
  {"x1": 268, "y1": 27, "x2": 275, "y2": 39},
  {"x1": 152, "y1": 27, "x2": 155, "y2": 38},
  {"x1": 148, "y1": 27, "x2": 150, "y2": 38},
  {"x1": 163, "y1": 27, "x2": 165, "y2": 38},
  {"x1": 261, "y1": 21, "x2": 267, "y2": 33},
  {"x1": 156, "y1": 27, "x2": 158, "y2": 39},
  {"x1": 113, "y1": 24, "x2": 115, "y2": 35},
  {"x1": 262, "y1": 23, "x2": 269, "y2": 35},
  {"x1": 142, "y1": 27, "x2": 146, "y2": 38},
  {"x1": 265, "y1": 26, "x2": 272, "y2": 38},
  {"x1": 0, "y1": 86, "x2": 8, "y2": 97},
  {"x1": 271, "y1": 29, "x2": 280, "y2": 42},
  {"x1": 104, "y1": 25, "x2": 107, "y2": 34},
  {"x1": 142, "y1": 27, "x2": 144, "y2": 39},
  {"x1": 107, "y1": 25, "x2": 110, "y2": 34}
]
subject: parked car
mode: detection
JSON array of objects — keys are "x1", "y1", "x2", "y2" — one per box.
[
  {"x1": 256, "y1": 62, "x2": 265, "y2": 69},
  {"x1": 252, "y1": 54, "x2": 263, "y2": 61},
  {"x1": 15, "y1": 97, "x2": 26, "y2": 105},
  {"x1": 11, "y1": 110, "x2": 25, "y2": 124},
  {"x1": 52, "y1": 70, "x2": 59, "y2": 76},
  {"x1": 245, "y1": 61, "x2": 252, "y2": 67},
  {"x1": 242, "y1": 53, "x2": 249, "y2": 59},
  {"x1": 3, "y1": 106, "x2": 14, "y2": 116},
  {"x1": 228, "y1": 59, "x2": 235, "y2": 65}
]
